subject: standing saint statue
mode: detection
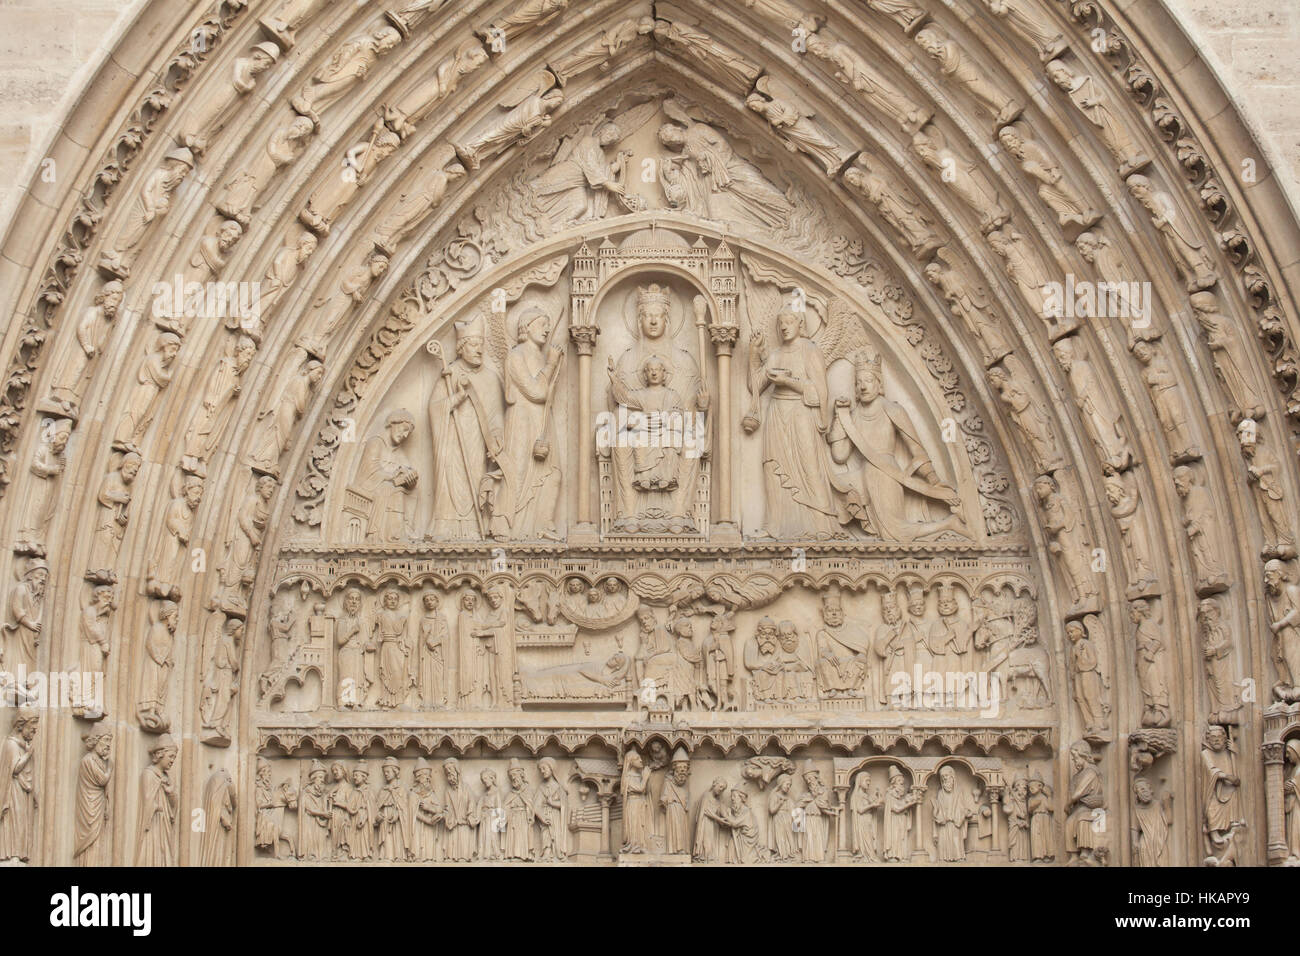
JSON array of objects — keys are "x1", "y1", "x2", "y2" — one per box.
[
  {"x1": 482, "y1": 307, "x2": 564, "y2": 541},
  {"x1": 533, "y1": 756, "x2": 568, "y2": 861},
  {"x1": 1285, "y1": 740, "x2": 1300, "y2": 862},
  {"x1": 744, "y1": 307, "x2": 842, "y2": 538},
  {"x1": 136, "y1": 599, "x2": 178, "y2": 733},
  {"x1": 620, "y1": 749, "x2": 652, "y2": 853},
  {"x1": 335, "y1": 588, "x2": 369, "y2": 708},
  {"x1": 418, "y1": 592, "x2": 449, "y2": 708},
  {"x1": 850, "y1": 771, "x2": 884, "y2": 862},
  {"x1": 660, "y1": 749, "x2": 691, "y2": 855},
  {"x1": 455, "y1": 589, "x2": 512, "y2": 709},
  {"x1": 371, "y1": 587, "x2": 411, "y2": 709},
  {"x1": 930, "y1": 765, "x2": 980, "y2": 862},
  {"x1": 882, "y1": 765, "x2": 921, "y2": 861},
  {"x1": 134, "y1": 734, "x2": 178, "y2": 866},
  {"x1": 73, "y1": 725, "x2": 113, "y2": 866},
  {"x1": 798, "y1": 764, "x2": 836, "y2": 862},
  {"x1": 428, "y1": 316, "x2": 504, "y2": 539},
  {"x1": 0, "y1": 707, "x2": 39, "y2": 862}
]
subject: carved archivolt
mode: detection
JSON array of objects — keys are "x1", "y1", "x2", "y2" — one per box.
[{"x1": 1, "y1": 0, "x2": 1298, "y2": 866}]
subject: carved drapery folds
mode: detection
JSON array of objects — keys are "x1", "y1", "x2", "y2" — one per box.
[
  {"x1": 0, "y1": 0, "x2": 1296, "y2": 867},
  {"x1": 245, "y1": 740, "x2": 1066, "y2": 865}
]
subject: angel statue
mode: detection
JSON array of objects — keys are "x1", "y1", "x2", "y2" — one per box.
[
  {"x1": 657, "y1": 97, "x2": 792, "y2": 228},
  {"x1": 481, "y1": 305, "x2": 565, "y2": 541},
  {"x1": 454, "y1": 70, "x2": 564, "y2": 171},
  {"x1": 743, "y1": 304, "x2": 844, "y2": 540},
  {"x1": 605, "y1": 283, "x2": 709, "y2": 534},
  {"x1": 530, "y1": 102, "x2": 659, "y2": 226},
  {"x1": 828, "y1": 348, "x2": 967, "y2": 543}
]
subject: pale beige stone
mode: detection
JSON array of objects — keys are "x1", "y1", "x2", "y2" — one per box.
[{"x1": 0, "y1": 0, "x2": 1300, "y2": 871}]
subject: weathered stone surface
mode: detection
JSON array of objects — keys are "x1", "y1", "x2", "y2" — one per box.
[{"x1": 0, "y1": 0, "x2": 1297, "y2": 869}]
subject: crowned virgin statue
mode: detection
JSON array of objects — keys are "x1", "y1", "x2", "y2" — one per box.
[{"x1": 605, "y1": 283, "x2": 709, "y2": 533}]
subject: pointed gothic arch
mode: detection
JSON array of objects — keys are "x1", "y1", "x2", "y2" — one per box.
[{"x1": 1, "y1": 0, "x2": 1298, "y2": 867}]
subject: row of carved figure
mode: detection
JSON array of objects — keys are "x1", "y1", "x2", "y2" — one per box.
[
  {"x1": 244, "y1": 750, "x2": 1065, "y2": 865},
  {"x1": 237, "y1": 579, "x2": 1061, "y2": 718},
  {"x1": 0, "y1": 706, "x2": 1285, "y2": 865},
  {"x1": 4, "y1": 0, "x2": 637, "y2": 760},
  {"x1": 1, "y1": 561, "x2": 1088, "y2": 758},
  {"x1": 220, "y1": 734, "x2": 1250, "y2": 866}
]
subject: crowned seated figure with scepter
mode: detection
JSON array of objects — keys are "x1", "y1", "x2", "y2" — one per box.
[
  {"x1": 605, "y1": 283, "x2": 709, "y2": 534},
  {"x1": 828, "y1": 348, "x2": 967, "y2": 543}
]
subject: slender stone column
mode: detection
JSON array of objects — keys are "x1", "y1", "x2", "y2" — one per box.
[
  {"x1": 599, "y1": 792, "x2": 614, "y2": 859},
  {"x1": 987, "y1": 784, "x2": 1004, "y2": 855},
  {"x1": 910, "y1": 784, "x2": 928, "y2": 861},
  {"x1": 1262, "y1": 739, "x2": 1287, "y2": 864},
  {"x1": 834, "y1": 783, "x2": 850, "y2": 857},
  {"x1": 709, "y1": 325, "x2": 739, "y2": 530},
  {"x1": 569, "y1": 325, "x2": 598, "y2": 530}
]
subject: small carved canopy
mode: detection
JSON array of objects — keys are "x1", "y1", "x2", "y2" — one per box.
[{"x1": 833, "y1": 754, "x2": 1002, "y2": 791}]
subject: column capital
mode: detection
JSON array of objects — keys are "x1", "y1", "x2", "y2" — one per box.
[
  {"x1": 709, "y1": 324, "x2": 739, "y2": 354},
  {"x1": 569, "y1": 324, "x2": 599, "y2": 356}
]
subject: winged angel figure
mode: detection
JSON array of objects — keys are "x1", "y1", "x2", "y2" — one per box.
[
  {"x1": 657, "y1": 97, "x2": 793, "y2": 228},
  {"x1": 528, "y1": 100, "x2": 660, "y2": 226},
  {"x1": 741, "y1": 259, "x2": 967, "y2": 543}
]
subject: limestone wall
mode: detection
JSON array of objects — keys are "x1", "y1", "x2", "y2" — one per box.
[{"x1": 0, "y1": 0, "x2": 140, "y2": 227}]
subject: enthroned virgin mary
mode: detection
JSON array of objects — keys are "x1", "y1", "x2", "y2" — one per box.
[{"x1": 605, "y1": 283, "x2": 708, "y2": 533}]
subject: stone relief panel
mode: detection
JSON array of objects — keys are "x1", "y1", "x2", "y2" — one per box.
[
  {"x1": 248, "y1": 738, "x2": 1059, "y2": 865},
  {"x1": 253, "y1": 558, "x2": 1046, "y2": 724},
  {"x1": 310, "y1": 229, "x2": 1003, "y2": 551},
  {"x1": 3, "y1": 0, "x2": 1300, "y2": 871}
]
